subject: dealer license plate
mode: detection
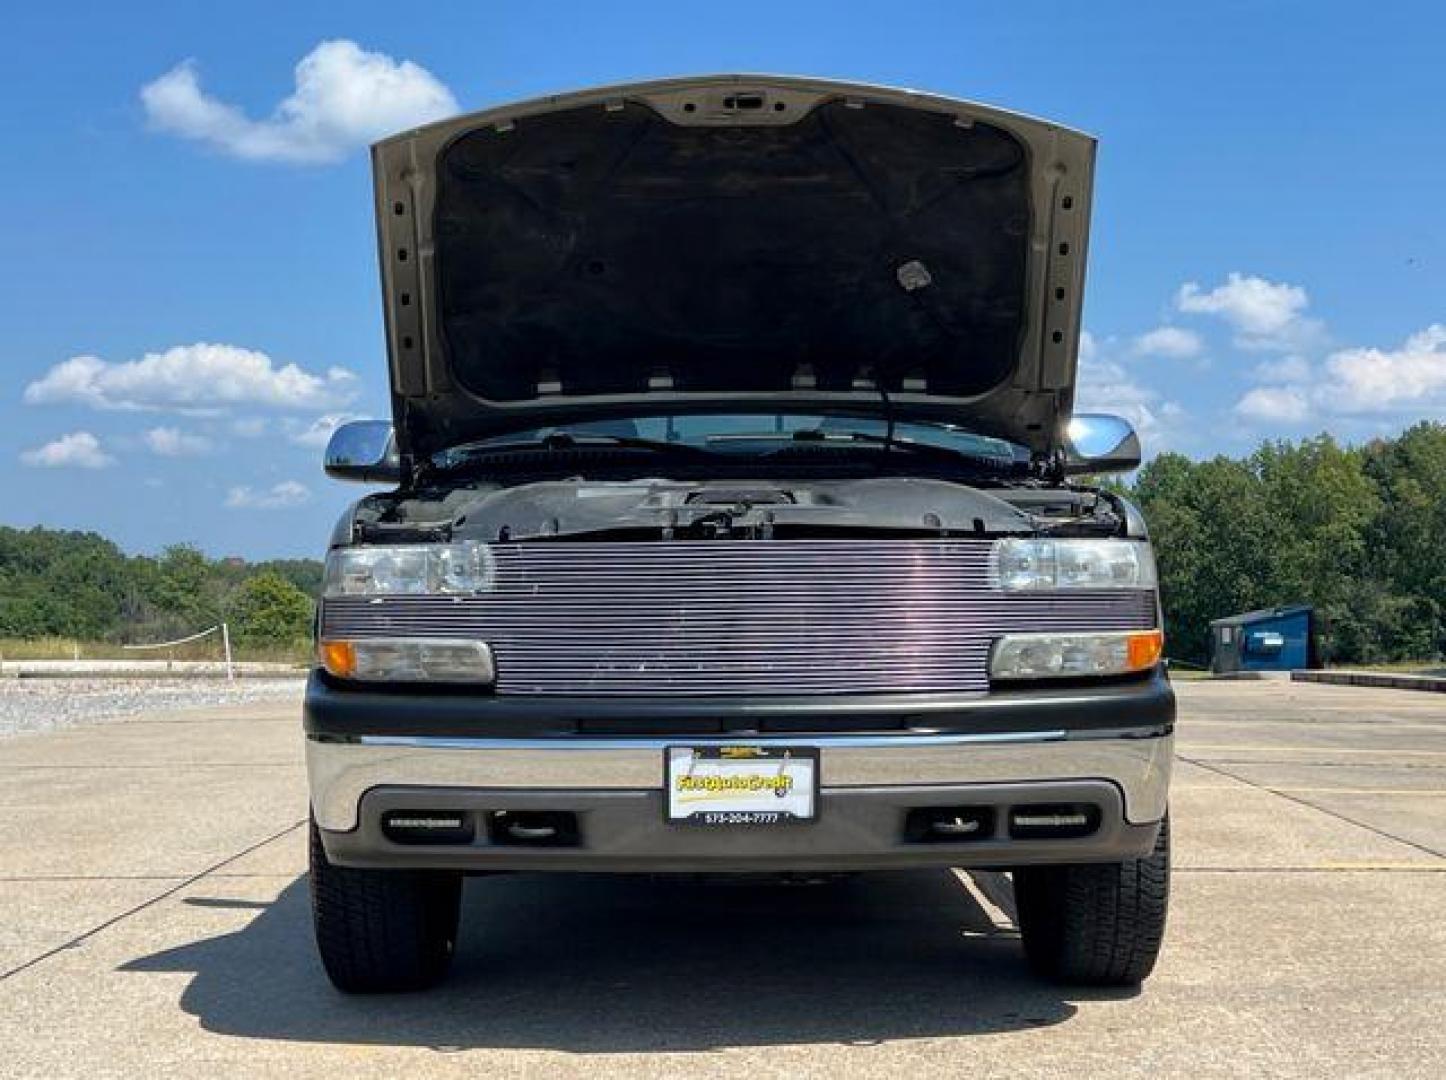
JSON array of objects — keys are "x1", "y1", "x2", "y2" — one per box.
[{"x1": 664, "y1": 745, "x2": 818, "y2": 825}]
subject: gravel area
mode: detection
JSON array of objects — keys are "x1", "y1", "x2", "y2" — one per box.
[{"x1": 0, "y1": 677, "x2": 304, "y2": 739}]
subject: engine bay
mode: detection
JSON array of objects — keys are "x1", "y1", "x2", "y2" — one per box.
[{"x1": 346, "y1": 476, "x2": 1131, "y2": 545}]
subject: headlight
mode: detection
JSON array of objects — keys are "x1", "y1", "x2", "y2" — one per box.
[
  {"x1": 993, "y1": 538, "x2": 1156, "y2": 590},
  {"x1": 321, "y1": 543, "x2": 496, "y2": 683},
  {"x1": 990, "y1": 629, "x2": 1163, "y2": 680},
  {"x1": 319, "y1": 638, "x2": 495, "y2": 683},
  {"x1": 323, "y1": 542, "x2": 494, "y2": 597}
]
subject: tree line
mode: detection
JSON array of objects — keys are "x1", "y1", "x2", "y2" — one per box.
[
  {"x1": 0, "y1": 527, "x2": 318, "y2": 649},
  {"x1": 2, "y1": 421, "x2": 1443, "y2": 664},
  {"x1": 1122, "y1": 421, "x2": 1446, "y2": 667}
]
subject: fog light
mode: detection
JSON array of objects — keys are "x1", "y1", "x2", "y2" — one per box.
[
  {"x1": 319, "y1": 638, "x2": 495, "y2": 683},
  {"x1": 990, "y1": 629, "x2": 1163, "y2": 680},
  {"x1": 382, "y1": 810, "x2": 475, "y2": 844},
  {"x1": 1009, "y1": 803, "x2": 1101, "y2": 839}
]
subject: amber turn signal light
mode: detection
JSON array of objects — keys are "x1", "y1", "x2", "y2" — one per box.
[
  {"x1": 317, "y1": 638, "x2": 495, "y2": 683},
  {"x1": 991, "y1": 627, "x2": 1166, "y2": 680},
  {"x1": 318, "y1": 640, "x2": 357, "y2": 678},
  {"x1": 1126, "y1": 629, "x2": 1165, "y2": 672}
]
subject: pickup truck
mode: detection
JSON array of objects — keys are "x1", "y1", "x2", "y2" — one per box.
[{"x1": 306, "y1": 75, "x2": 1173, "y2": 993}]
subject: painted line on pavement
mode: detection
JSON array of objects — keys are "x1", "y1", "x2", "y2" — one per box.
[
  {"x1": 0, "y1": 819, "x2": 306, "y2": 983},
  {"x1": 1179, "y1": 757, "x2": 1446, "y2": 862}
]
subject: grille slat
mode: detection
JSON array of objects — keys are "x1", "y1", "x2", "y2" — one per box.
[{"x1": 321, "y1": 540, "x2": 1156, "y2": 695}]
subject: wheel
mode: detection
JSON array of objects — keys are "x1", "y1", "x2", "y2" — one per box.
[
  {"x1": 308, "y1": 817, "x2": 462, "y2": 993},
  {"x1": 1014, "y1": 814, "x2": 1170, "y2": 987}
]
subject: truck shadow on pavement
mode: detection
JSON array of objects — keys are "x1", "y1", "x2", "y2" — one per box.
[{"x1": 124, "y1": 869, "x2": 1119, "y2": 1051}]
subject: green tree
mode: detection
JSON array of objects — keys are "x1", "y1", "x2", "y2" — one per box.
[
  {"x1": 146, "y1": 546, "x2": 219, "y2": 623},
  {"x1": 1361, "y1": 423, "x2": 1446, "y2": 658},
  {"x1": 1251, "y1": 437, "x2": 1379, "y2": 663},
  {"x1": 254, "y1": 558, "x2": 323, "y2": 599},
  {"x1": 1130, "y1": 454, "x2": 1286, "y2": 665},
  {"x1": 1126, "y1": 427, "x2": 1446, "y2": 667},
  {"x1": 0, "y1": 528, "x2": 130, "y2": 638},
  {"x1": 0, "y1": 526, "x2": 324, "y2": 646},
  {"x1": 229, "y1": 572, "x2": 315, "y2": 648}
]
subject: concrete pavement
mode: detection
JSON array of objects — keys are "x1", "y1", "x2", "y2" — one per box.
[{"x1": 0, "y1": 681, "x2": 1443, "y2": 1077}]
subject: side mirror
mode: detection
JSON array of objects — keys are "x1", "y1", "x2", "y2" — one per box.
[
  {"x1": 324, "y1": 420, "x2": 402, "y2": 483},
  {"x1": 1063, "y1": 413, "x2": 1142, "y2": 475}
]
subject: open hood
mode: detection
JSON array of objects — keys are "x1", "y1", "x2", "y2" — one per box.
[{"x1": 372, "y1": 75, "x2": 1095, "y2": 463}]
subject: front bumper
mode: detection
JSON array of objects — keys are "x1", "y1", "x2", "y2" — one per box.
[
  {"x1": 310, "y1": 727, "x2": 1172, "y2": 827},
  {"x1": 317, "y1": 775, "x2": 1165, "y2": 872},
  {"x1": 307, "y1": 670, "x2": 1173, "y2": 871}
]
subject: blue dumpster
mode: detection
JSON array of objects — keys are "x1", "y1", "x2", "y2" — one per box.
[{"x1": 1209, "y1": 605, "x2": 1316, "y2": 674}]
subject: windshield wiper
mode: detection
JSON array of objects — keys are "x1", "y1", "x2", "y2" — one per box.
[
  {"x1": 536, "y1": 432, "x2": 714, "y2": 454},
  {"x1": 435, "y1": 431, "x2": 714, "y2": 469},
  {"x1": 772, "y1": 428, "x2": 1027, "y2": 475}
]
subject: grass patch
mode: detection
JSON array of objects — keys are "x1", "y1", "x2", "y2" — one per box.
[{"x1": 0, "y1": 636, "x2": 311, "y2": 665}]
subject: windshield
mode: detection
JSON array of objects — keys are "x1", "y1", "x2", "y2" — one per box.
[{"x1": 433, "y1": 413, "x2": 1027, "y2": 467}]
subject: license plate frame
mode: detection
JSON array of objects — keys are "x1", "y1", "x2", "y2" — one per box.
[{"x1": 664, "y1": 745, "x2": 819, "y2": 826}]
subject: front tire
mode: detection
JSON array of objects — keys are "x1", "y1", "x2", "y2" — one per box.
[
  {"x1": 1014, "y1": 815, "x2": 1170, "y2": 987},
  {"x1": 308, "y1": 817, "x2": 462, "y2": 993}
]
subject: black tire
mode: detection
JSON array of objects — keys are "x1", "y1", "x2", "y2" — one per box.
[
  {"x1": 1014, "y1": 815, "x2": 1170, "y2": 987},
  {"x1": 308, "y1": 817, "x2": 462, "y2": 993}
]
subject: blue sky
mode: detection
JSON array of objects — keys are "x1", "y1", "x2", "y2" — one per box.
[{"x1": 2, "y1": 1, "x2": 1443, "y2": 558}]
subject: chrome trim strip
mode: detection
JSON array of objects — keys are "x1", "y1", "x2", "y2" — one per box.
[{"x1": 345, "y1": 729, "x2": 1068, "y2": 751}]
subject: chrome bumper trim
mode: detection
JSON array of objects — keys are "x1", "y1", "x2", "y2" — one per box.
[
  {"x1": 307, "y1": 730, "x2": 1173, "y2": 832},
  {"x1": 336, "y1": 729, "x2": 1068, "y2": 750}
]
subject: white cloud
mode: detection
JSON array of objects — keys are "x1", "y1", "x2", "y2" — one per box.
[
  {"x1": 1252, "y1": 355, "x2": 1311, "y2": 384},
  {"x1": 224, "y1": 480, "x2": 312, "y2": 510},
  {"x1": 1176, "y1": 272, "x2": 1320, "y2": 351},
  {"x1": 231, "y1": 417, "x2": 270, "y2": 438},
  {"x1": 286, "y1": 413, "x2": 353, "y2": 448},
  {"x1": 1232, "y1": 324, "x2": 1446, "y2": 429},
  {"x1": 20, "y1": 431, "x2": 116, "y2": 469},
  {"x1": 1132, "y1": 325, "x2": 1202, "y2": 360},
  {"x1": 1315, "y1": 324, "x2": 1446, "y2": 414},
  {"x1": 1234, "y1": 386, "x2": 1310, "y2": 423},
  {"x1": 24, "y1": 343, "x2": 357, "y2": 413},
  {"x1": 141, "y1": 40, "x2": 458, "y2": 165},
  {"x1": 143, "y1": 426, "x2": 212, "y2": 457},
  {"x1": 1074, "y1": 331, "x2": 1185, "y2": 452},
  {"x1": 1176, "y1": 273, "x2": 1307, "y2": 336}
]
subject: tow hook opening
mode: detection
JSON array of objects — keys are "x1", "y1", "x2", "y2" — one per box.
[
  {"x1": 1009, "y1": 803, "x2": 1102, "y2": 840},
  {"x1": 721, "y1": 93, "x2": 766, "y2": 111},
  {"x1": 486, "y1": 810, "x2": 581, "y2": 848},
  {"x1": 903, "y1": 806, "x2": 996, "y2": 844}
]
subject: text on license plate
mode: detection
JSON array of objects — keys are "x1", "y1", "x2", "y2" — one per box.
[{"x1": 664, "y1": 745, "x2": 818, "y2": 825}]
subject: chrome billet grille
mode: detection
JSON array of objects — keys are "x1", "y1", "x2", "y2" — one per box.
[{"x1": 321, "y1": 540, "x2": 1157, "y2": 696}]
